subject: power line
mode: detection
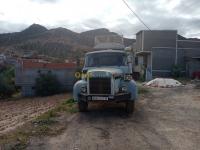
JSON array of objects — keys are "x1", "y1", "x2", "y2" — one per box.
[{"x1": 122, "y1": 0, "x2": 151, "y2": 30}]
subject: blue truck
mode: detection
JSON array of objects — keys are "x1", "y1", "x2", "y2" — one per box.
[{"x1": 73, "y1": 36, "x2": 137, "y2": 113}]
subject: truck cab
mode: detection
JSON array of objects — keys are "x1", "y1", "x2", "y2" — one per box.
[{"x1": 73, "y1": 35, "x2": 137, "y2": 113}]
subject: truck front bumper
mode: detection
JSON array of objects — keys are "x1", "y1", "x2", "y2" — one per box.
[{"x1": 78, "y1": 93, "x2": 131, "y2": 102}]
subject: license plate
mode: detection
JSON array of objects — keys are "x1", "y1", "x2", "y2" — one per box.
[{"x1": 92, "y1": 96, "x2": 108, "y2": 100}]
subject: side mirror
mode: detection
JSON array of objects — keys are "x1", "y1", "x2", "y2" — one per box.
[
  {"x1": 127, "y1": 55, "x2": 132, "y2": 63},
  {"x1": 127, "y1": 55, "x2": 133, "y2": 74},
  {"x1": 82, "y1": 69, "x2": 88, "y2": 73}
]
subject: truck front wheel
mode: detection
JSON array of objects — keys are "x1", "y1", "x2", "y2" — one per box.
[
  {"x1": 78, "y1": 100, "x2": 88, "y2": 112},
  {"x1": 125, "y1": 100, "x2": 135, "y2": 113}
]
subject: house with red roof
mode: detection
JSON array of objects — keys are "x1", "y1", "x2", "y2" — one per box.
[{"x1": 15, "y1": 59, "x2": 77, "y2": 96}]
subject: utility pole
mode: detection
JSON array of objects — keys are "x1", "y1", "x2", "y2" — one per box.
[{"x1": 175, "y1": 32, "x2": 178, "y2": 65}]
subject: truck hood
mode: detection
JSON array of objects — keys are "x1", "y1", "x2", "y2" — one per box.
[{"x1": 87, "y1": 67, "x2": 123, "y2": 78}]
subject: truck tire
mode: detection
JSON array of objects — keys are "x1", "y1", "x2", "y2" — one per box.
[
  {"x1": 125, "y1": 100, "x2": 135, "y2": 113},
  {"x1": 78, "y1": 100, "x2": 88, "y2": 112}
]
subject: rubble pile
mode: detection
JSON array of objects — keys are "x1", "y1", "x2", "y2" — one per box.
[{"x1": 146, "y1": 78, "x2": 182, "y2": 88}]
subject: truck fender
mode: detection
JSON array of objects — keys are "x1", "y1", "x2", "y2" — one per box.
[
  {"x1": 73, "y1": 80, "x2": 87, "y2": 101},
  {"x1": 127, "y1": 80, "x2": 138, "y2": 101}
]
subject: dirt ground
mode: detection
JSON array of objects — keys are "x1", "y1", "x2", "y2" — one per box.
[
  {"x1": 26, "y1": 84, "x2": 200, "y2": 150},
  {"x1": 0, "y1": 94, "x2": 71, "y2": 134}
]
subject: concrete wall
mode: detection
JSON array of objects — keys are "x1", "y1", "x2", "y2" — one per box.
[
  {"x1": 151, "y1": 47, "x2": 200, "y2": 77},
  {"x1": 152, "y1": 48, "x2": 176, "y2": 77},
  {"x1": 184, "y1": 48, "x2": 200, "y2": 77},
  {"x1": 134, "y1": 30, "x2": 200, "y2": 78},
  {"x1": 15, "y1": 66, "x2": 77, "y2": 96},
  {"x1": 184, "y1": 48, "x2": 200, "y2": 58},
  {"x1": 21, "y1": 86, "x2": 35, "y2": 96},
  {"x1": 143, "y1": 30, "x2": 177, "y2": 51},
  {"x1": 177, "y1": 48, "x2": 185, "y2": 69},
  {"x1": 178, "y1": 41, "x2": 200, "y2": 48},
  {"x1": 186, "y1": 60, "x2": 200, "y2": 77},
  {"x1": 135, "y1": 31, "x2": 143, "y2": 51},
  {"x1": 135, "y1": 30, "x2": 177, "y2": 52}
]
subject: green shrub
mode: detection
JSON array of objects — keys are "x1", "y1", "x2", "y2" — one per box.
[
  {"x1": 0, "y1": 77, "x2": 15, "y2": 98},
  {"x1": 0, "y1": 66, "x2": 16, "y2": 99},
  {"x1": 171, "y1": 65, "x2": 182, "y2": 78},
  {"x1": 35, "y1": 73, "x2": 61, "y2": 96}
]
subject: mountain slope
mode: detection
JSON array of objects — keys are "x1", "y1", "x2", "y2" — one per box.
[
  {"x1": 0, "y1": 24, "x2": 135, "y2": 59},
  {"x1": 0, "y1": 24, "x2": 48, "y2": 46}
]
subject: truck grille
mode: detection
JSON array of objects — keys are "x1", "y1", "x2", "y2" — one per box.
[{"x1": 89, "y1": 77, "x2": 111, "y2": 94}]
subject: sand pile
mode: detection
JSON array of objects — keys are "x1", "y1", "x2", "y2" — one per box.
[{"x1": 146, "y1": 78, "x2": 182, "y2": 88}]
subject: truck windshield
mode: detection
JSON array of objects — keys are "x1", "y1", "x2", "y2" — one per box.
[{"x1": 85, "y1": 52, "x2": 127, "y2": 67}]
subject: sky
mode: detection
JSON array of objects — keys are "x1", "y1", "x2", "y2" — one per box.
[{"x1": 0, "y1": 0, "x2": 200, "y2": 38}]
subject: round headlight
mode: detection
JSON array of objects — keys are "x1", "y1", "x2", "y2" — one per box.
[
  {"x1": 124, "y1": 74, "x2": 132, "y2": 81},
  {"x1": 121, "y1": 86, "x2": 127, "y2": 92},
  {"x1": 81, "y1": 87, "x2": 87, "y2": 93}
]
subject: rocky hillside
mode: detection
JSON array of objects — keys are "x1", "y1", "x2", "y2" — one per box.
[{"x1": 0, "y1": 24, "x2": 135, "y2": 60}]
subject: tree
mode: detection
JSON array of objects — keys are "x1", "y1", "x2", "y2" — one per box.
[
  {"x1": 35, "y1": 73, "x2": 61, "y2": 96},
  {"x1": 0, "y1": 66, "x2": 16, "y2": 99}
]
